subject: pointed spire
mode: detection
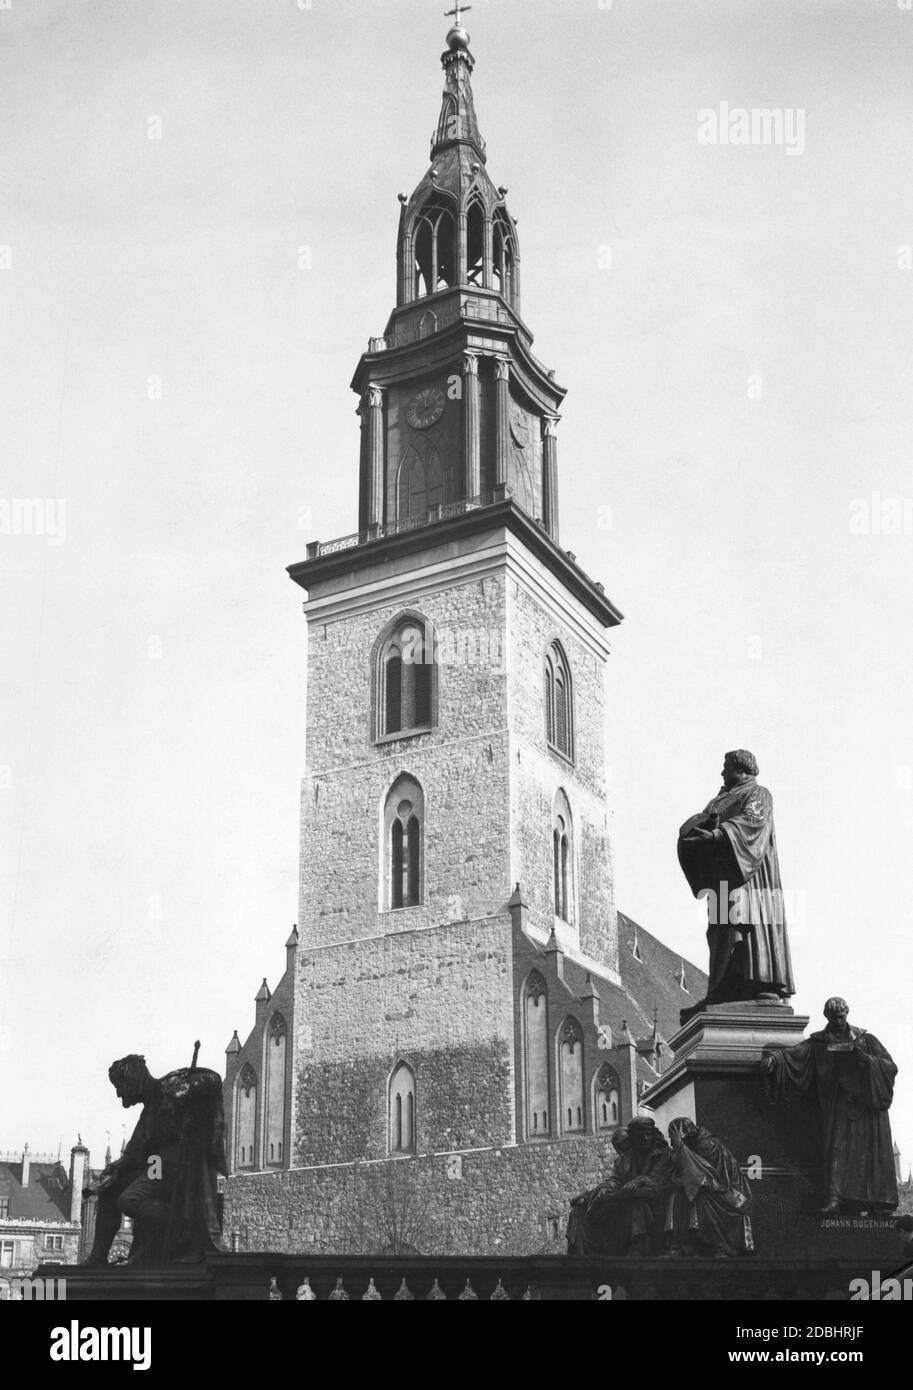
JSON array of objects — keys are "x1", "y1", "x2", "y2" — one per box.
[
  {"x1": 507, "y1": 882, "x2": 529, "y2": 932},
  {"x1": 582, "y1": 971, "x2": 600, "y2": 1031},
  {"x1": 255, "y1": 977, "x2": 271, "y2": 1003},
  {"x1": 618, "y1": 1020, "x2": 635, "y2": 1048},
  {"x1": 285, "y1": 924, "x2": 299, "y2": 950},
  {"x1": 544, "y1": 924, "x2": 565, "y2": 981},
  {"x1": 225, "y1": 1030, "x2": 241, "y2": 1055},
  {"x1": 433, "y1": 11, "x2": 486, "y2": 162},
  {"x1": 104, "y1": 1142, "x2": 112, "y2": 1167}
]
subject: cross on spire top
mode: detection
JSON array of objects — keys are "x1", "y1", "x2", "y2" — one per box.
[{"x1": 445, "y1": 4, "x2": 471, "y2": 25}]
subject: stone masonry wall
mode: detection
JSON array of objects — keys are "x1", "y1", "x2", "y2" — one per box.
[
  {"x1": 298, "y1": 566, "x2": 512, "y2": 948},
  {"x1": 224, "y1": 1135, "x2": 617, "y2": 1257},
  {"x1": 294, "y1": 914, "x2": 516, "y2": 1163},
  {"x1": 506, "y1": 568, "x2": 618, "y2": 971}
]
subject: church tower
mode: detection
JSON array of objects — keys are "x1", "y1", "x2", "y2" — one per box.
[
  {"x1": 223, "y1": 16, "x2": 704, "y2": 1255},
  {"x1": 355, "y1": 17, "x2": 561, "y2": 541}
]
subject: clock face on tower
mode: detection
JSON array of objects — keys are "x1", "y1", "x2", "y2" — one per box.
[
  {"x1": 406, "y1": 386, "x2": 446, "y2": 431},
  {"x1": 509, "y1": 405, "x2": 530, "y2": 450}
]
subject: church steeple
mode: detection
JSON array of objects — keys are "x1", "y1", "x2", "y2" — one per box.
[
  {"x1": 396, "y1": 13, "x2": 519, "y2": 313},
  {"x1": 432, "y1": 15, "x2": 487, "y2": 164},
  {"x1": 336, "y1": 14, "x2": 585, "y2": 551}
]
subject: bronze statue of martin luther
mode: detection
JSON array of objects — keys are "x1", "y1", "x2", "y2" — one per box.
[{"x1": 677, "y1": 750, "x2": 795, "y2": 1021}]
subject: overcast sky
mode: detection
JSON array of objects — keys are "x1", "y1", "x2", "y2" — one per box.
[{"x1": 2, "y1": 0, "x2": 912, "y2": 1177}]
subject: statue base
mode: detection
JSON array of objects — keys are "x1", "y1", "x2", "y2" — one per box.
[
  {"x1": 36, "y1": 1248, "x2": 911, "y2": 1301},
  {"x1": 641, "y1": 1001, "x2": 901, "y2": 1261}
]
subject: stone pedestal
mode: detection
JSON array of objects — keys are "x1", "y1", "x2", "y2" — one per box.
[
  {"x1": 37, "y1": 1251, "x2": 910, "y2": 1301},
  {"x1": 641, "y1": 1002, "x2": 900, "y2": 1262}
]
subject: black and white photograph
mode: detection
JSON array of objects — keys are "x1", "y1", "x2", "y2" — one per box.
[{"x1": 2, "y1": 0, "x2": 912, "y2": 1356}]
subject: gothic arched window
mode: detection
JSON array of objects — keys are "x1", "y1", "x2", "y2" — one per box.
[
  {"x1": 389, "y1": 1061, "x2": 416, "y2": 1154},
  {"x1": 412, "y1": 197, "x2": 456, "y2": 298},
  {"x1": 466, "y1": 194, "x2": 486, "y2": 287},
  {"x1": 552, "y1": 789, "x2": 574, "y2": 924},
  {"x1": 493, "y1": 210, "x2": 517, "y2": 305},
  {"x1": 544, "y1": 641, "x2": 573, "y2": 760},
  {"x1": 399, "y1": 443, "x2": 444, "y2": 522},
  {"x1": 235, "y1": 1064, "x2": 257, "y2": 1171},
  {"x1": 383, "y1": 774, "x2": 425, "y2": 910},
  {"x1": 559, "y1": 1017, "x2": 585, "y2": 1134},
  {"x1": 522, "y1": 971, "x2": 550, "y2": 1138},
  {"x1": 374, "y1": 614, "x2": 437, "y2": 740},
  {"x1": 594, "y1": 1064, "x2": 622, "y2": 1131},
  {"x1": 264, "y1": 1013, "x2": 287, "y2": 1167}
]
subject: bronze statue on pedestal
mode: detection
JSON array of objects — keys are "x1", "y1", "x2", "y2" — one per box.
[
  {"x1": 81, "y1": 1044, "x2": 227, "y2": 1267},
  {"x1": 763, "y1": 998, "x2": 899, "y2": 1216},
  {"x1": 677, "y1": 750, "x2": 795, "y2": 1021}
]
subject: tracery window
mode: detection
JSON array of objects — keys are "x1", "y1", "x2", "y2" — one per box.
[
  {"x1": 552, "y1": 789, "x2": 574, "y2": 925},
  {"x1": 389, "y1": 1062, "x2": 416, "y2": 1154},
  {"x1": 493, "y1": 210, "x2": 517, "y2": 305},
  {"x1": 375, "y1": 615, "x2": 436, "y2": 740},
  {"x1": 235, "y1": 1064, "x2": 257, "y2": 1170},
  {"x1": 559, "y1": 1017, "x2": 585, "y2": 1133},
  {"x1": 384, "y1": 775, "x2": 425, "y2": 910},
  {"x1": 466, "y1": 194, "x2": 486, "y2": 287},
  {"x1": 594, "y1": 1064, "x2": 622, "y2": 1131},
  {"x1": 412, "y1": 197, "x2": 456, "y2": 297},
  {"x1": 523, "y1": 971, "x2": 550, "y2": 1138},
  {"x1": 544, "y1": 642, "x2": 573, "y2": 759},
  {"x1": 264, "y1": 1013, "x2": 287, "y2": 1167}
]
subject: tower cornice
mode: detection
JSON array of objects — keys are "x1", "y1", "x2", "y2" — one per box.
[
  {"x1": 288, "y1": 496, "x2": 622, "y2": 630},
  {"x1": 350, "y1": 303, "x2": 566, "y2": 414}
]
